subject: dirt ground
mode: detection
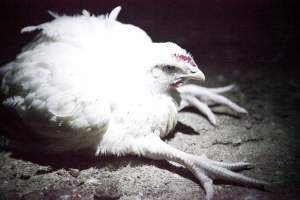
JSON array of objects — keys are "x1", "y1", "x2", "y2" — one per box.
[
  {"x1": 0, "y1": 2, "x2": 299, "y2": 200},
  {"x1": 0, "y1": 64, "x2": 299, "y2": 200}
]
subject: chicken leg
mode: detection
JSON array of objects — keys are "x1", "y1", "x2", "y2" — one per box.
[
  {"x1": 178, "y1": 84, "x2": 248, "y2": 125},
  {"x1": 132, "y1": 134, "x2": 268, "y2": 200}
]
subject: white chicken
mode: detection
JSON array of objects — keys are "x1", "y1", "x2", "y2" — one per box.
[{"x1": 0, "y1": 6, "x2": 268, "y2": 199}]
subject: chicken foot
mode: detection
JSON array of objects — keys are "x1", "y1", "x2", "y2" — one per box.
[
  {"x1": 133, "y1": 134, "x2": 268, "y2": 200},
  {"x1": 178, "y1": 84, "x2": 248, "y2": 125}
]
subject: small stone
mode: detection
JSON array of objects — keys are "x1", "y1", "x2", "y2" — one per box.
[
  {"x1": 56, "y1": 169, "x2": 68, "y2": 177},
  {"x1": 36, "y1": 166, "x2": 53, "y2": 175},
  {"x1": 245, "y1": 121, "x2": 253, "y2": 129},
  {"x1": 20, "y1": 173, "x2": 31, "y2": 180},
  {"x1": 72, "y1": 179, "x2": 84, "y2": 187},
  {"x1": 233, "y1": 139, "x2": 242, "y2": 147},
  {"x1": 68, "y1": 168, "x2": 80, "y2": 178},
  {"x1": 94, "y1": 184, "x2": 121, "y2": 200},
  {"x1": 253, "y1": 114, "x2": 263, "y2": 121},
  {"x1": 86, "y1": 177, "x2": 98, "y2": 184}
]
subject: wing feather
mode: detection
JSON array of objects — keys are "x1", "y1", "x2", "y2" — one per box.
[{"x1": 0, "y1": 7, "x2": 153, "y2": 153}]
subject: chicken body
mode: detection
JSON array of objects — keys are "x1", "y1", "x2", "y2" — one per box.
[
  {"x1": 0, "y1": 7, "x2": 176, "y2": 153},
  {"x1": 0, "y1": 7, "x2": 268, "y2": 199}
]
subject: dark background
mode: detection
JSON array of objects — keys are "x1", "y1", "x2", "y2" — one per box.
[{"x1": 0, "y1": 0, "x2": 298, "y2": 75}]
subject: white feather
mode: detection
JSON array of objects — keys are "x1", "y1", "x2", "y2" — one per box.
[
  {"x1": 0, "y1": 6, "x2": 184, "y2": 154},
  {"x1": 108, "y1": 6, "x2": 121, "y2": 21},
  {"x1": 48, "y1": 10, "x2": 60, "y2": 19}
]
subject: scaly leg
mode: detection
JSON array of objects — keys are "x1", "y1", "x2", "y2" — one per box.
[
  {"x1": 178, "y1": 84, "x2": 248, "y2": 125},
  {"x1": 131, "y1": 134, "x2": 268, "y2": 200}
]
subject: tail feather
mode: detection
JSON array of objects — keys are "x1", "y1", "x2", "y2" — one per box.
[
  {"x1": 21, "y1": 25, "x2": 42, "y2": 33},
  {"x1": 108, "y1": 6, "x2": 121, "y2": 21},
  {"x1": 48, "y1": 10, "x2": 60, "y2": 18}
]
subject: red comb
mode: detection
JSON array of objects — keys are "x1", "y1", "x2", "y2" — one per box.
[{"x1": 174, "y1": 54, "x2": 197, "y2": 67}]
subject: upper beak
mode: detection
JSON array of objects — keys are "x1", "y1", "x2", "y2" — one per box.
[{"x1": 180, "y1": 69, "x2": 205, "y2": 81}]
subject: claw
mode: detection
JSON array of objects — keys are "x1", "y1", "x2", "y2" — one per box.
[
  {"x1": 187, "y1": 96, "x2": 217, "y2": 125},
  {"x1": 133, "y1": 135, "x2": 269, "y2": 200},
  {"x1": 214, "y1": 161, "x2": 254, "y2": 171},
  {"x1": 237, "y1": 106, "x2": 248, "y2": 114},
  {"x1": 199, "y1": 173, "x2": 214, "y2": 200},
  {"x1": 195, "y1": 155, "x2": 268, "y2": 189},
  {"x1": 175, "y1": 154, "x2": 269, "y2": 200},
  {"x1": 208, "y1": 84, "x2": 237, "y2": 94},
  {"x1": 200, "y1": 155, "x2": 254, "y2": 171},
  {"x1": 178, "y1": 84, "x2": 248, "y2": 117}
]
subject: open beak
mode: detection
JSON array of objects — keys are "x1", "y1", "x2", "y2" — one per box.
[
  {"x1": 171, "y1": 68, "x2": 205, "y2": 88},
  {"x1": 180, "y1": 69, "x2": 205, "y2": 81}
]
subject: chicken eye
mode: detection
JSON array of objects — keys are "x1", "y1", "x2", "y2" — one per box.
[{"x1": 163, "y1": 65, "x2": 175, "y2": 73}]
